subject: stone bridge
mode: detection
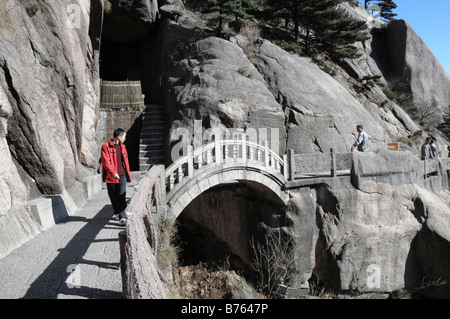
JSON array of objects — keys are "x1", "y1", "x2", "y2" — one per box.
[
  {"x1": 161, "y1": 136, "x2": 291, "y2": 220},
  {"x1": 119, "y1": 136, "x2": 450, "y2": 298}
]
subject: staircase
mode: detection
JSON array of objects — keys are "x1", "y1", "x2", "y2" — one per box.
[{"x1": 139, "y1": 104, "x2": 166, "y2": 172}]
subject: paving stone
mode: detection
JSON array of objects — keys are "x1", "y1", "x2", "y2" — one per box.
[{"x1": 0, "y1": 186, "x2": 134, "y2": 299}]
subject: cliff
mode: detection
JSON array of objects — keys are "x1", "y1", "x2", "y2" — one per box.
[{"x1": 1, "y1": 0, "x2": 450, "y2": 297}]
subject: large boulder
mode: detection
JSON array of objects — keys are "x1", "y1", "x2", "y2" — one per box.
[
  {"x1": 0, "y1": 0, "x2": 101, "y2": 257},
  {"x1": 161, "y1": 29, "x2": 286, "y2": 155},
  {"x1": 385, "y1": 20, "x2": 450, "y2": 123}
]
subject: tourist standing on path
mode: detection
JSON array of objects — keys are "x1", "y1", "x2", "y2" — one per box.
[
  {"x1": 351, "y1": 125, "x2": 372, "y2": 152},
  {"x1": 421, "y1": 137, "x2": 432, "y2": 160},
  {"x1": 101, "y1": 128, "x2": 131, "y2": 225},
  {"x1": 430, "y1": 137, "x2": 438, "y2": 158}
]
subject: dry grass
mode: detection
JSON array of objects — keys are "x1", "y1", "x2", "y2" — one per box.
[
  {"x1": 240, "y1": 23, "x2": 261, "y2": 42},
  {"x1": 171, "y1": 262, "x2": 265, "y2": 299}
]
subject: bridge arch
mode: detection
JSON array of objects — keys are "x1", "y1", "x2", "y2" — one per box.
[
  {"x1": 161, "y1": 137, "x2": 290, "y2": 221},
  {"x1": 166, "y1": 163, "x2": 289, "y2": 220}
]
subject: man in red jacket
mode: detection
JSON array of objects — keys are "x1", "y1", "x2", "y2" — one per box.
[{"x1": 101, "y1": 128, "x2": 131, "y2": 225}]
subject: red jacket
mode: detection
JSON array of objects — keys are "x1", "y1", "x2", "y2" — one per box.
[{"x1": 101, "y1": 140, "x2": 131, "y2": 183}]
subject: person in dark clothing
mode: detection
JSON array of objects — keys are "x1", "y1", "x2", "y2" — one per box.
[{"x1": 101, "y1": 128, "x2": 131, "y2": 225}]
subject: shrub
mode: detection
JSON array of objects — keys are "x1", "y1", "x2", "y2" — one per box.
[
  {"x1": 383, "y1": 88, "x2": 396, "y2": 101},
  {"x1": 280, "y1": 40, "x2": 302, "y2": 55}
]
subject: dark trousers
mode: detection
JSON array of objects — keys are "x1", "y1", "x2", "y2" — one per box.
[{"x1": 106, "y1": 175, "x2": 127, "y2": 218}]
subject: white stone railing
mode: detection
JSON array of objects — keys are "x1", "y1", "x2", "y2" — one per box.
[{"x1": 164, "y1": 135, "x2": 288, "y2": 192}]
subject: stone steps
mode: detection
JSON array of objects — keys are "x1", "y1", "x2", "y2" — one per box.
[{"x1": 139, "y1": 104, "x2": 166, "y2": 171}]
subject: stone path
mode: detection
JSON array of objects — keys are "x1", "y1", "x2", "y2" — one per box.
[{"x1": 0, "y1": 186, "x2": 134, "y2": 299}]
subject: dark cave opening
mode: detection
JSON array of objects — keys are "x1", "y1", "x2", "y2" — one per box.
[
  {"x1": 99, "y1": 39, "x2": 145, "y2": 82},
  {"x1": 98, "y1": 34, "x2": 153, "y2": 171}
]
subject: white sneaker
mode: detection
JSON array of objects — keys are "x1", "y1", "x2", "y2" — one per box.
[
  {"x1": 119, "y1": 218, "x2": 126, "y2": 226},
  {"x1": 113, "y1": 214, "x2": 120, "y2": 221}
]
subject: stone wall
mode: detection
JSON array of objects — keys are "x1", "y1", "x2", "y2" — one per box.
[
  {"x1": 120, "y1": 165, "x2": 167, "y2": 299},
  {"x1": 97, "y1": 107, "x2": 143, "y2": 144},
  {"x1": 294, "y1": 151, "x2": 352, "y2": 174}
]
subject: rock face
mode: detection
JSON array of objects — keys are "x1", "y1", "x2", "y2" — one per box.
[
  {"x1": 320, "y1": 151, "x2": 450, "y2": 293},
  {"x1": 157, "y1": 18, "x2": 441, "y2": 159},
  {"x1": 0, "y1": 0, "x2": 102, "y2": 258},
  {"x1": 0, "y1": 0, "x2": 100, "y2": 194},
  {"x1": 1, "y1": 0, "x2": 450, "y2": 298},
  {"x1": 161, "y1": 31, "x2": 286, "y2": 153},
  {"x1": 385, "y1": 20, "x2": 450, "y2": 123},
  {"x1": 253, "y1": 38, "x2": 393, "y2": 154}
]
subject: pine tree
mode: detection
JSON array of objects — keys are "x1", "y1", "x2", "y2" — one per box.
[
  {"x1": 262, "y1": 0, "x2": 302, "y2": 41},
  {"x1": 204, "y1": 0, "x2": 256, "y2": 34},
  {"x1": 261, "y1": 0, "x2": 368, "y2": 59},
  {"x1": 308, "y1": 0, "x2": 369, "y2": 59},
  {"x1": 378, "y1": 0, "x2": 397, "y2": 21}
]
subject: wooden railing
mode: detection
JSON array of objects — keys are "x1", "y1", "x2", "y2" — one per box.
[
  {"x1": 164, "y1": 135, "x2": 287, "y2": 192},
  {"x1": 100, "y1": 80, "x2": 145, "y2": 109}
]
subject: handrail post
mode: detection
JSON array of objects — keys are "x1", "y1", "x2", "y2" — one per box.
[
  {"x1": 264, "y1": 141, "x2": 270, "y2": 167},
  {"x1": 159, "y1": 166, "x2": 166, "y2": 203},
  {"x1": 187, "y1": 145, "x2": 194, "y2": 178},
  {"x1": 233, "y1": 135, "x2": 238, "y2": 161},
  {"x1": 224, "y1": 141, "x2": 229, "y2": 163},
  {"x1": 242, "y1": 134, "x2": 247, "y2": 163},
  {"x1": 288, "y1": 149, "x2": 295, "y2": 181},
  {"x1": 330, "y1": 148, "x2": 337, "y2": 177},
  {"x1": 215, "y1": 137, "x2": 221, "y2": 165},
  {"x1": 283, "y1": 154, "x2": 288, "y2": 179},
  {"x1": 424, "y1": 159, "x2": 427, "y2": 179}
]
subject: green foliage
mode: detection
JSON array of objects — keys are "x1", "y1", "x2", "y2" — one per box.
[
  {"x1": 360, "y1": 74, "x2": 382, "y2": 92},
  {"x1": 261, "y1": 0, "x2": 368, "y2": 60},
  {"x1": 413, "y1": 130, "x2": 423, "y2": 137},
  {"x1": 383, "y1": 88, "x2": 396, "y2": 101},
  {"x1": 315, "y1": 5, "x2": 369, "y2": 60},
  {"x1": 378, "y1": 0, "x2": 397, "y2": 21},
  {"x1": 280, "y1": 40, "x2": 302, "y2": 55},
  {"x1": 202, "y1": 0, "x2": 373, "y2": 61},
  {"x1": 203, "y1": 0, "x2": 257, "y2": 33}
]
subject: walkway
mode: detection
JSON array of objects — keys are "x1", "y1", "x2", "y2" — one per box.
[{"x1": 0, "y1": 186, "x2": 134, "y2": 299}]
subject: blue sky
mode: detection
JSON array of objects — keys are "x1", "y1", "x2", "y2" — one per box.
[{"x1": 358, "y1": 0, "x2": 450, "y2": 75}]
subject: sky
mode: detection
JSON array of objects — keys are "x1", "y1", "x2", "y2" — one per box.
[{"x1": 358, "y1": 0, "x2": 450, "y2": 75}]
